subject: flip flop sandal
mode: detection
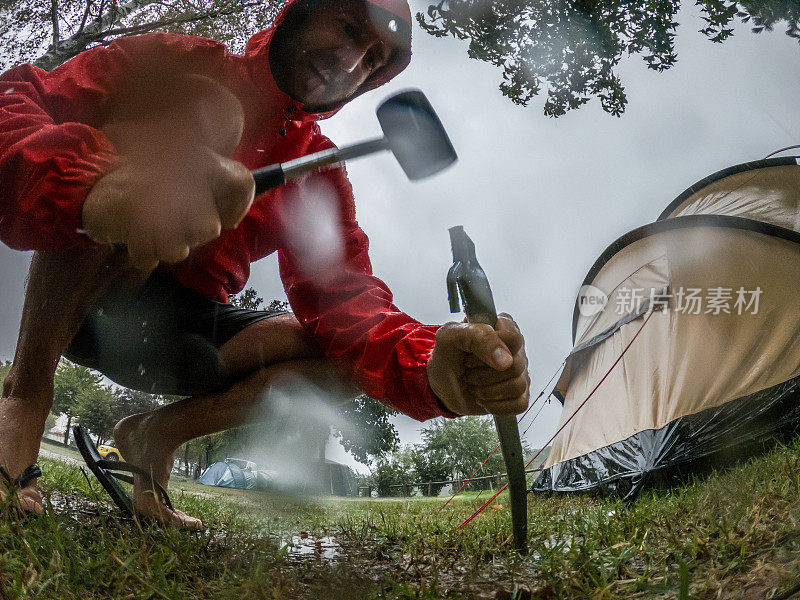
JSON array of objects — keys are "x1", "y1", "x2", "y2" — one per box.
[
  {"x1": 73, "y1": 425, "x2": 173, "y2": 518},
  {"x1": 0, "y1": 463, "x2": 42, "y2": 516}
]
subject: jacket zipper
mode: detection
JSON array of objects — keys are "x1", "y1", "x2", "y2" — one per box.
[{"x1": 279, "y1": 104, "x2": 297, "y2": 137}]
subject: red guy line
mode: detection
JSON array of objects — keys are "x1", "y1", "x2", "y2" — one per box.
[
  {"x1": 456, "y1": 310, "x2": 655, "y2": 530},
  {"x1": 439, "y1": 359, "x2": 566, "y2": 510}
]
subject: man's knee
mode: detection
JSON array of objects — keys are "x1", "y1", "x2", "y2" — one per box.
[
  {"x1": 259, "y1": 358, "x2": 360, "y2": 405},
  {"x1": 11, "y1": 247, "x2": 145, "y2": 385},
  {"x1": 22, "y1": 247, "x2": 143, "y2": 318},
  {"x1": 218, "y1": 313, "x2": 324, "y2": 378},
  {"x1": 104, "y1": 73, "x2": 245, "y2": 159},
  {"x1": 1, "y1": 365, "x2": 55, "y2": 414}
]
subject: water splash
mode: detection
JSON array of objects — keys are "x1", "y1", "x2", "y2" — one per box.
[{"x1": 282, "y1": 175, "x2": 345, "y2": 279}]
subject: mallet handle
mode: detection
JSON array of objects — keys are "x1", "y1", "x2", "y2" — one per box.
[
  {"x1": 252, "y1": 164, "x2": 286, "y2": 196},
  {"x1": 252, "y1": 137, "x2": 389, "y2": 196}
]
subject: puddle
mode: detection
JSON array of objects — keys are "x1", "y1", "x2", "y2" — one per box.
[
  {"x1": 543, "y1": 533, "x2": 574, "y2": 552},
  {"x1": 282, "y1": 533, "x2": 341, "y2": 560},
  {"x1": 46, "y1": 490, "x2": 102, "y2": 516}
]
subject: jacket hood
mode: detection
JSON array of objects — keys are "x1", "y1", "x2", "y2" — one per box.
[{"x1": 244, "y1": 0, "x2": 412, "y2": 120}]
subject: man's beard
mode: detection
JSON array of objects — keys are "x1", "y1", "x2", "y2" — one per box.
[
  {"x1": 269, "y1": 14, "x2": 361, "y2": 114},
  {"x1": 299, "y1": 52, "x2": 361, "y2": 113}
]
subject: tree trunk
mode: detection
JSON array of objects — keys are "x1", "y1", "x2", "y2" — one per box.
[
  {"x1": 319, "y1": 431, "x2": 327, "y2": 463},
  {"x1": 63, "y1": 414, "x2": 72, "y2": 446}
]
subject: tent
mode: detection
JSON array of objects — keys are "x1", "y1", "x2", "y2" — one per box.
[
  {"x1": 532, "y1": 156, "x2": 800, "y2": 500},
  {"x1": 319, "y1": 459, "x2": 358, "y2": 496},
  {"x1": 198, "y1": 458, "x2": 274, "y2": 490}
]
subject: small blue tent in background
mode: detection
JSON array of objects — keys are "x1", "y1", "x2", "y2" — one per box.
[{"x1": 198, "y1": 458, "x2": 273, "y2": 490}]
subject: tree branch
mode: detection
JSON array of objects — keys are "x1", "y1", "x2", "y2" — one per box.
[
  {"x1": 50, "y1": 0, "x2": 60, "y2": 48},
  {"x1": 78, "y1": 0, "x2": 94, "y2": 34},
  {"x1": 101, "y1": 5, "x2": 249, "y2": 38}
]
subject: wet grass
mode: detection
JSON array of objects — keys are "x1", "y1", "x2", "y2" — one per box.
[{"x1": 2, "y1": 439, "x2": 800, "y2": 599}]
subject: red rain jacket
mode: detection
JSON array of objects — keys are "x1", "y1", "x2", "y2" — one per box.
[{"x1": 0, "y1": 0, "x2": 456, "y2": 421}]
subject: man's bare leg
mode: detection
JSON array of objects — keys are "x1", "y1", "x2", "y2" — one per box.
[
  {"x1": 114, "y1": 358, "x2": 358, "y2": 527},
  {"x1": 0, "y1": 247, "x2": 137, "y2": 512},
  {"x1": 114, "y1": 315, "x2": 359, "y2": 527}
]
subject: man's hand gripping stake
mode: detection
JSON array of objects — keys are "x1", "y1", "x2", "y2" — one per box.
[{"x1": 447, "y1": 226, "x2": 528, "y2": 553}]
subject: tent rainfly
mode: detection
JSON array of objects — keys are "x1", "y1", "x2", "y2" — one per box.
[{"x1": 531, "y1": 156, "x2": 800, "y2": 500}]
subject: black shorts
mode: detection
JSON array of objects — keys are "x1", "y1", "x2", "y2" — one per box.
[{"x1": 64, "y1": 270, "x2": 287, "y2": 396}]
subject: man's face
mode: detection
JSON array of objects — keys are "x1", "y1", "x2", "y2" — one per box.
[{"x1": 275, "y1": 0, "x2": 401, "y2": 111}]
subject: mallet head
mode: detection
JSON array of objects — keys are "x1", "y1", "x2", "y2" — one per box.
[{"x1": 376, "y1": 89, "x2": 457, "y2": 180}]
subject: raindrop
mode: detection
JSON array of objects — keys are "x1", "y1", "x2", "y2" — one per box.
[
  {"x1": 137, "y1": 363, "x2": 146, "y2": 376},
  {"x1": 282, "y1": 176, "x2": 345, "y2": 277}
]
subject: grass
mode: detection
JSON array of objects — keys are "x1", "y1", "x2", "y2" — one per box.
[
  {"x1": 2, "y1": 439, "x2": 800, "y2": 599},
  {"x1": 38, "y1": 440, "x2": 82, "y2": 462}
]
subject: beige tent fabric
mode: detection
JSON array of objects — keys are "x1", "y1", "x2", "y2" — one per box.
[
  {"x1": 661, "y1": 162, "x2": 800, "y2": 230},
  {"x1": 573, "y1": 252, "x2": 669, "y2": 348},
  {"x1": 547, "y1": 226, "x2": 800, "y2": 467}
]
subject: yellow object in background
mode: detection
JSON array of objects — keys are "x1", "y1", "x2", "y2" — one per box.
[{"x1": 97, "y1": 444, "x2": 124, "y2": 462}]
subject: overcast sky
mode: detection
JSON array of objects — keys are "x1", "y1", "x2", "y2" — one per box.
[{"x1": 1, "y1": 1, "x2": 798, "y2": 472}]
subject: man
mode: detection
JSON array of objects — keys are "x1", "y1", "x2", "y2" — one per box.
[{"x1": 0, "y1": 0, "x2": 530, "y2": 527}]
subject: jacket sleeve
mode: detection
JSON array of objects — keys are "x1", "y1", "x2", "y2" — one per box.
[
  {"x1": 0, "y1": 33, "x2": 228, "y2": 251},
  {"x1": 0, "y1": 52, "x2": 124, "y2": 249},
  {"x1": 277, "y1": 154, "x2": 457, "y2": 422}
]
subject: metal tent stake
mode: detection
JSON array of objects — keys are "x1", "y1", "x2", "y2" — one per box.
[{"x1": 446, "y1": 225, "x2": 528, "y2": 553}]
